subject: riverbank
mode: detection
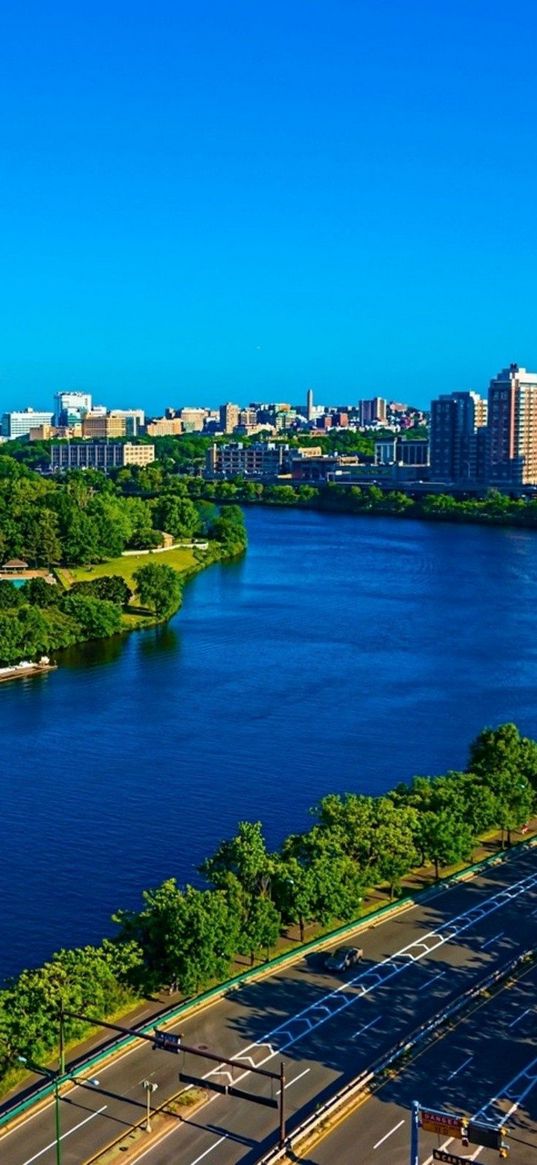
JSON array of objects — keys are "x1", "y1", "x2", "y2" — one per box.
[
  {"x1": 0, "y1": 512, "x2": 247, "y2": 669},
  {"x1": 193, "y1": 479, "x2": 537, "y2": 529}
]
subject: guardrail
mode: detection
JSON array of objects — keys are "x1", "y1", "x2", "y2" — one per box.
[
  {"x1": 1, "y1": 836, "x2": 534, "y2": 1133},
  {"x1": 256, "y1": 947, "x2": 536, "y2": 1164}
]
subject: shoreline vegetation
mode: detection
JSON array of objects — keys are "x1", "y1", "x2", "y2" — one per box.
[
  {"x1": 0, "y1": 453, "x2": 247, "y2": 666},
  {"x1": 0, "y1": 722, "x2": 535, "y2": 1098},
  {"x1": 189, "y1": 477, "x2": 537, "y2": 528}
]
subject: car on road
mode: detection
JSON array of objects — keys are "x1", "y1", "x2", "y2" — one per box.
[{"x1": 324, "y1": 945, "x2": 363, "y2": 971}]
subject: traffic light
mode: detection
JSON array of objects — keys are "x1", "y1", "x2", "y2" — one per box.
[
  {"x1": 467, "y1": 1120, "x2": 509, "y2": 1154},
  {"x1": 460, "y1": 1122, "x2": 469, "y2": 1148}
]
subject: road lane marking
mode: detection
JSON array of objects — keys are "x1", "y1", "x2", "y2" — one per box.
[
  {"x1": 276, "y1": 1067, "x2": 311, "y2": 1095},
  {"x1": 21, "y1": 1105, "x2": 107, "y2": 1165},
  {"x1": 351, "y1": 1017, "x2": 380, "y2": 1040},
  {"x1": 373, "y1": 1118, "x2": 405, "y2": 1148},
  {"x1": 508, "y1": 1007, "x2": 531, "y2": 1028},
  {"x1": 482, "y1": 931, "x2": 504, "y2": 950},
  {"x1": 189, "y1": 1135, "x2": 226, "y2": 1164},
  {"x1": 448, "y1": 1054, "x2": 474, "y2": 1080},
  {"x1": 427, "y1": 970, "x2": 446, "y2": 987},
  {"x1": 194, "y1": 867, "x2": 537, "y2": 1093},
  {"x1": 423, "y1": 1051, "x2": 537, "y2": 1165}
]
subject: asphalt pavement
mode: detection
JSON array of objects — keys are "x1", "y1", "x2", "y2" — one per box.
[
  {"x1": 303, "y1": 957, "x2": 537, "y2": 1165},
  {"x1": 1, "y1": 844, "x2": 536, "y2": 1165}
]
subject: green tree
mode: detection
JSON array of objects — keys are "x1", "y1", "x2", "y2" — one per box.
[
  {"x1": 468, "y1": 723, "x2": 537, "y2": 794},
  {"x1": 59, "y1": 594, "x2": 122, "y2": 639},
  {"x1": 200, "y1": 821, "x2": 273, "y2": 896},
  {"x1": 418, "y1": 810, "x2": 474, "y2": 879},
  {"x1": 133, "y1": 562, "x2": 183, "y2": 617},
  {"x1": 152, "y1": 495, "x2": 202, "y2": 539},
  {"x1": 71, "y1": 575, "x2": 132, "y2": 607}
]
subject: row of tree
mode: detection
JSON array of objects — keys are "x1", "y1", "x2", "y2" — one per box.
[
  {"x1": 0, "y1": 723, "x2": 533, "y2": 1083},
  {"x1": 0, "y1": 503, "x2": 247, "y2": 664},
  {"x1": 0, "y1": 458, "x2": 239, "y2": 566}
]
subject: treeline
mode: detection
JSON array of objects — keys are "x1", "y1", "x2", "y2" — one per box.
[
  {"x1": 0, "y1": 457, "x2": 245, "y2": 567},
  {"x1": 0, "y1": 505, "x2": 247, "y2": 665},
  {"x1": 0, "y1": 566, "x2": 186, "y2": 665},
  {"x1": 188, "y1": 478, "x2": 537, "y2": 528},
  {"x1": 0, "y1": 724, "x2": 534, "y2": 1084}
]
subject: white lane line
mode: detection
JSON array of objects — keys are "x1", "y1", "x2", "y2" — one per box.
[
  {"x1": 276, "y1": 1067, "x2": 310, "y2": 1095},
  {"x1": 508, "y1": 1007, "x2": 531, "y2": 1029},
  {"x1": 196, "y1": 867, "x2": 537, "y2": 1094},
  {"x1": 482, "y1": 931, "x2": 504, "y2": 950},
  {"x1": 351, "y1": 1016, "x2": 380, "y2": 1040},
  {"x1": 448, "y1": 1054, "x2": 474, "y2": 1081},
  {"x1": 373, "y1": 1118, "x2": 405, "y2": 1149},
  {"x1": 20, "y1": 1105, "x2": 107, "y2": 1165},
  {"x1": 189, "y1": 1136, "x2": 227, "y2": 1164},
  {"x1": 428, "y1": 970, "x2": 446, "y2": 987}
]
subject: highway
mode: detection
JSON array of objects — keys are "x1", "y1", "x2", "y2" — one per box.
[
  {"x1": 303, "y1": 957, "x2": 537, "y2": 1165},
  {"x1": 2, "y1": 844, "x2": 536, "y2": 1165}
]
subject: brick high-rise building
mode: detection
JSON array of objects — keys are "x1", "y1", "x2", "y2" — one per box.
[
  {"x1": 219, "y1": 402, "x2": 240, "y2": 433},
  {"x1": 487, "y1": 364, "x2": 537, "y2": 486}
]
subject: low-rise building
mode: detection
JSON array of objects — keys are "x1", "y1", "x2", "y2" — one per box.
[
  {"x1": 50, "y1": 442, "x2": 155, "y2": 472},
  {"x1": 205, "y1": 442, "x2": 289, "y2": 479},
  {"x1": 146, "y1": 417, "x2": 184, "y2": 436},
  {"x1": 82, "y1": 413, "x2": 127, "y2": 438},
  {"x1": 2, "y1": 409, "x2": 54, "y2": 438},
  {"x1": 375, "y1": 437, "x2": 430, "y2": 467}
]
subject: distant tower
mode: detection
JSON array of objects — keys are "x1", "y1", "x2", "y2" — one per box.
[{"x1": 306, "y1": 388, "x2": 314, "y2": 421}]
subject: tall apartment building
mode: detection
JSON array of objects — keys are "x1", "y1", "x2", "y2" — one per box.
[
  {"x1": 487, "y1": 364, "x2": 537, "y2": 486},
  {"x1": 109, "y1": 409, "x2": 145, "y2": 436},
  {"x1": 219, "y1": 402, "x2": 240, "y2": 433},
  {"x1": 54, "y1": 391, "x2": 93, "y2": 424},
  {"x1": 359, "y1": 397, "x2": 387, "y2": 425},
  {"x1": 50, "y1": 442, "x2": 155, "y2": 472},
  {"x1": 205, "y1": 442, "x2": 289, "y2": 479},
  {"x1": 2, "y1": 408, "x2": 54, "y2": 438},
  {"x1": 430, "y1": 390, "x2": 487, "y2": 482}
]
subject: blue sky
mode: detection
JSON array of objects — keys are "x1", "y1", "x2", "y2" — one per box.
[{"x1": 1, "y1": 0, "x2": 536, "y2": 414}]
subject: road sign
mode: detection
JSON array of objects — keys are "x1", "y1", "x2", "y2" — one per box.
[
  {"x1": 420, "y1": 1108, "x2": 465, "y2": 1139},
  {"x1": 153, "y1": 1029, "x2": 181, "y2": 1053},
  {"x1": 433, "y1": 1151, "x2": 470, "y2": 1164}
]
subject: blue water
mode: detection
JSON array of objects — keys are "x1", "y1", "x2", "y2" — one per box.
[{"x1": 1, "y1": 508, "x2": 536, "y2": 983}]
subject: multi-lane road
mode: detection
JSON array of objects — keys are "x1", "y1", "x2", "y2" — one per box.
[
  {"x1": 303, "y1": 957, "x2": 537, "y2": 1165},
  {"x1": 2, "y1": 844, "x2": 536, "y2": 1165}
]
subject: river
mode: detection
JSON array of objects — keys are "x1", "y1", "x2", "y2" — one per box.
[{"x1": 1, "y1": 507, "x2": 536, "y2": 983}]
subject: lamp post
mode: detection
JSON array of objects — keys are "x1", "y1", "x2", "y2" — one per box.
[
  {"x1": 143, "y1": 1079, "x2": 158, "y2": 1132},
  {"x1": 17, "y1": 1057, "x2": 62, "y2": 1165}
]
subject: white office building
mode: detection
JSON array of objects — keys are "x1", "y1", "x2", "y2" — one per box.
[{"x1": 2, "y1": 408, "x2": 54, "y2": 438}]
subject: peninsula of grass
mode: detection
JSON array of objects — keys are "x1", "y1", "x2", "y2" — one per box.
[{"x1": 55, "y1": 545, "x2": 198, "y2": 589}]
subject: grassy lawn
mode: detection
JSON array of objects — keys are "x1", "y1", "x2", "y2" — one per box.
[{"x1": 56, "y1": 546, "x2": 197, "y2": 590}]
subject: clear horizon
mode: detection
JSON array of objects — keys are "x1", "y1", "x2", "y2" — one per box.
[{"x1": 1, "y1": 1, "x2": 536, "y2": 415}]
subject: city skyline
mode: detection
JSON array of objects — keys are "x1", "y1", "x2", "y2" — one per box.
[{"x1": 2, "y1": 1, "x2": 537, "y2": 411}]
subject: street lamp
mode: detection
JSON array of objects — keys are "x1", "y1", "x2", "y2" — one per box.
[
  {"x1": 17, "y1": 1056, "x2": 62, "y2": 1165},
  {"x1": 16, "y1": 1054, "x2": 99, "y2": 1165},
  {"x1": 142, "y1": 1079, "x2": 158, "y2": 1132}
]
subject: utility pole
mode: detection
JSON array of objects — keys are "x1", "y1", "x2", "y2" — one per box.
[
  {"x1": 279, "y1": 1062, "x2": 286, "y2": 1148},
  {"x1": 410, "y1": 1100, "x2": 420, "y2": 1165},
  {"x1": 59, "y1": 1001, "x2": 65, "y2": 1076}
]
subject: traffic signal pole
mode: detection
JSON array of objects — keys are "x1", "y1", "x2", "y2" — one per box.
[
  {"x1": 279, "y1": 1062, "x2": 286, "y2": 1148},
  {"x1": 410, "y1": 1100, "x2": 420, "y2": 1165}
]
